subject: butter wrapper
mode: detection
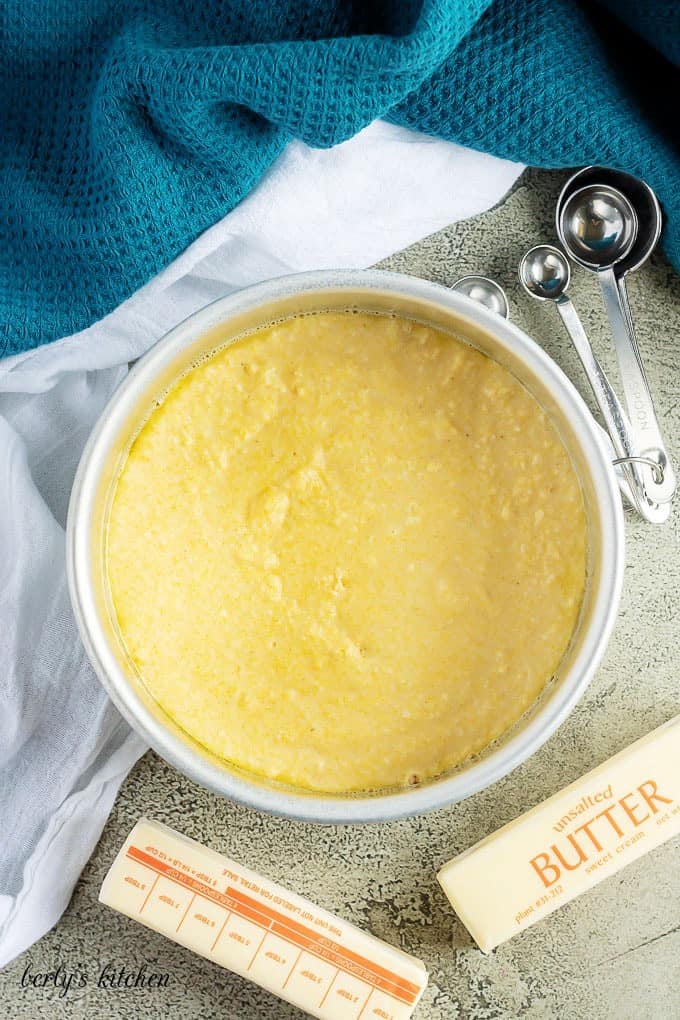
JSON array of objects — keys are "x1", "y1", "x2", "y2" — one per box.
[
  {"x1": 438, "y1": 714, "x2": 680, "y2": 952},
  {"x1": 100, "y1": 818, "x2": 427, "y2": 1018}
]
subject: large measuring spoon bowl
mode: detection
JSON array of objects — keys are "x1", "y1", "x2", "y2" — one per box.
[
  {"x1": 557, "y1": 166, "x2": 662, "y2": 276},
  {"x1": 559, "y1": 185, "x2": 637, "y2": 268}
]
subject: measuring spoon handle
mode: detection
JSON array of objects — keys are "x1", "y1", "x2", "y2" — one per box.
[
  {"x1": 556, "y1": 296, "x2": 636, "y2": 462},
  {"x1": 555, "y1": 295, "x2": 653, "y2": 518},
  {"x1": 599, "y1": 268, "x2": 676, "y2": 504}
]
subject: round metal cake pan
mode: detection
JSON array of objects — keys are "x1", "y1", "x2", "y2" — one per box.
[{"x1": 67, "y1": 269, "x2": 625, "y2": 822}]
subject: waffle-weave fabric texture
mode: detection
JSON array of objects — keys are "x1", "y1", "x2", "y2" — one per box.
[{"x1": 2, "y1": 0, "x2": 679, "y2": 354}]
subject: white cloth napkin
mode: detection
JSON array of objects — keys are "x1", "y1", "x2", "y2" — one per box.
[{"x1": 0, "y1": 120, "x2": 523, "y2": 967}]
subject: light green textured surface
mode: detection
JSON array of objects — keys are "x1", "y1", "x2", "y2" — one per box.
[{"x1": 1, "y1": 169, "x2": 679, "y2": 1019}]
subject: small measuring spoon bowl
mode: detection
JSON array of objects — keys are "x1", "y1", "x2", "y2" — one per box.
[{"x1": 451, "y1": 275, "x2": 509, "y2": 319}]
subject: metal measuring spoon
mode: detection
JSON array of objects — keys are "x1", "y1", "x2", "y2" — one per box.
[
  {"x1": 557, "y1": 166, "x2": 662, "y2": 277},
  {"x1": 518, "y1": 245, "x2": 665, "y2": 520},
  {"x1": 451, "y1": 275, "x2": 509, "y2": 319},
  {"x1": 557, "y1": 183, "x2": 675, "y2": 506}
]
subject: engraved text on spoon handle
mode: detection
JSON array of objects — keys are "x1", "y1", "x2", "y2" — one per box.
[{"x1": 598, "y1": 267, "x2": 676, "y2": 503}]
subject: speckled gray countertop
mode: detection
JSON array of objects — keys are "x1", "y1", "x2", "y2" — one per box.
[{"x1": 1, "y1": 169, "x2": 679, "y2": 1019}]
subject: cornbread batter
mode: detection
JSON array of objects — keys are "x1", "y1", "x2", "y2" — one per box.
[{"x1": 107, "y1": 311, "x2": 586, "y2": 793}]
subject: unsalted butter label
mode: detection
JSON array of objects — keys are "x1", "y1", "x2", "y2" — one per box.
[
  {"x1": 438, "y1": 714, "x2": 680, "y2": 953},
  {"x1": 100, "y1": 818, "x2": 427, "y2": 1019}
]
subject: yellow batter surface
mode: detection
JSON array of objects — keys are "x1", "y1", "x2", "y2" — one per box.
[{"x1": 108, "y1": 311, "x2": 587, "y2": 793}]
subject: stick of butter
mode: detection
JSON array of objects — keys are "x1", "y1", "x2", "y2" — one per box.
[
  {"x1": 438, "y1": 714, "x2": 680, "y2": 953},
  {"x1": 100, "y1": 818, "x2": 427, "y2": 1019}
]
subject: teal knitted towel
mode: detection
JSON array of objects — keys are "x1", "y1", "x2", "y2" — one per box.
[{"x1": 2, "y1": 0, "x2": 678, "y2": 355}]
